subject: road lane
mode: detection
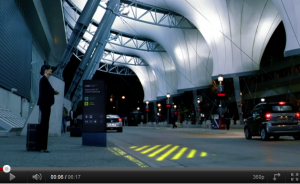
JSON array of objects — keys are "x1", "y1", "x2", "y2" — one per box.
[{"x1": 107, "y1": 127, "x2": 300, "y2": 167}]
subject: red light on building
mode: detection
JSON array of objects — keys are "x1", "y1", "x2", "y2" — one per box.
[
  {"x1": 174, "y1": 112, "x2": 178, "y2": 115},
  {"x1": 146, "y1": 109, "x2": 149, "y2": 112},
  {"x1": 217, "y1": 93, "x2": 226, "y2": 97},
  {"x1": 166, "y1": 104, "x2": 171, "y2": 108},
  {"x1": 198, "y1": 108, "x2": 201, "y2": 111}
]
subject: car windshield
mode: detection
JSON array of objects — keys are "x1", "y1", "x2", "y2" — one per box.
[
  {"x1": 106, "y1": 115, "x2": 119, "y2": 118},
  {"x1": 271, "y1": 105, "x2": 293, "y2": 112}
]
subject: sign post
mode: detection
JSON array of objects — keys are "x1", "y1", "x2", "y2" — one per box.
[{"x1": 82, "y1": 80, "x2": 107, "y2": 147}]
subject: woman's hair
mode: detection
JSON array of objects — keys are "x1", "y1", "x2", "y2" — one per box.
[{"x1": 40, "y1": 64, "x2": 51, "y2": 75}]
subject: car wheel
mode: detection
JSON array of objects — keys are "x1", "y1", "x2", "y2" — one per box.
[
  {"x1": 273, "y1": 135, "x2": 280, "y2": 140},
  {"x1": 293, "y1": 135, "x2": 300, "y2": 140},
  {"x1": 244, "y1": 127, "x2": 252, "y2": 139},
  {"x1": 261, "y1": 128, "x2": 269, "y2": 140}
]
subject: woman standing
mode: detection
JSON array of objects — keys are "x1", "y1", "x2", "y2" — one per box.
[{"x1": 37, "y1": 64, "x2": 58, "y2": 153}]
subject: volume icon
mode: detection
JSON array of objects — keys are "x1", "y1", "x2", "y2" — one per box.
[{"x1": 32, "y1": 173, "x2": 42, "y2": 181}]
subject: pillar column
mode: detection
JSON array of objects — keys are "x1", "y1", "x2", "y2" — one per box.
[
  {"x1": 153, "y1": 101, "x2": 158, "y2": 124},
  {"x1": 233, "y1": 76, "x2": 243, "y2": 124},
  {"x1": 192, "y1": 90, "x2": 199, "y2": 124},
  {"x1": 167, "y1": 97, "x2": 173, "y2": 125}
]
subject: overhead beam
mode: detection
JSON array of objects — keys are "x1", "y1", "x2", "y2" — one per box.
[
  {"x1": 63, "y1": 2, "x2": 165, "y2": 52},
  {"x1": 32, "y1": 0, "x2": 57, "y2": 64}
]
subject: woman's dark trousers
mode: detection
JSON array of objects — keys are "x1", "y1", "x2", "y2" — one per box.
[{"x1": 39, "y1": 105, "x2": 51, "y2": 150}]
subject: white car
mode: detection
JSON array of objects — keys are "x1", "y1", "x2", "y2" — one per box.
[{"x1": 106, "y1": 114, "x2": 123, "y2": 132}]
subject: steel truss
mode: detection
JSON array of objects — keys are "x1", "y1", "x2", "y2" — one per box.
[
  {"x1": 98, "y1": 63, "x2": 135, "y2": 75},
  {"x1": 72, "y1": 46, "x2": 136, "y2": 76},
  {"x1": 66, "y1": 24, "x2": 149, "y2": 67},
  {"x1": 102, "y1": 48, "x2": 148, "y2": 66},
  {"x1": 108, "y1": 29, "x2": 165, "y2": 52},
  {"x1": 64, "y1": 0, "x2": 165, "y2": 52},
  {"x1": 112, "y1": 0, "x2": 196, "y2": 29}
]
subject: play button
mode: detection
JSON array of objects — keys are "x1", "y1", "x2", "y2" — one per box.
[
  {"x1": 0, "y1": 171, "x2": 25, "y2": 183},
  {"x1": 10, "y1": 173, "x2": 15, "y2": 181}
]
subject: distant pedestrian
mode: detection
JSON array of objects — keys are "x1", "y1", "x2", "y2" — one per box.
[
  {"x1": 172, "y1": 113, "x2": 177, "y2": 129},
  {"x1": 69, "y1": 107, "x2": 74, "y2": 126},
  {"x1": 124, "y1": 116, "x2": 128, "y2": 126},
  {"x1": 224, "y1": 109, "x2": 231, "y2": 130},
  {"x1": 62, "y1": 105, "x2": 68, "y2": 133},
  {"x1": 37, "y1": 64, "x2": 59, "y2": 153}
]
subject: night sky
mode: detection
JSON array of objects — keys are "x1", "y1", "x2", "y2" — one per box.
[{"x1": 261, "y1": 21, "x2": 286, "y2": 61}]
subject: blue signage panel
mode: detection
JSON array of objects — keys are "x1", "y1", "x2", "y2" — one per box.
[
  {"x1": 82, "y1": 80, "x2": 107, "y2": 147},
  {"x1": 217, "y1": 85, "x2": 224, "y2": 92}
]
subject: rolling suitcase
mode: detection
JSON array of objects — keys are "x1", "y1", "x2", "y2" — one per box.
[{"x1": 26, "y1": 124, "x2": 41, "y2": 151}]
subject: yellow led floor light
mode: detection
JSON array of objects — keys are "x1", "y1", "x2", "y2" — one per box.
[
  {"x1": 171, "y1": 147, "x2": 187, "y2": 160},
  {"x1": 141, "y1": 145, "x2": 161, "y2": 154},
  {"x1": 135, "y1": 145, "x2": 150, "y2": 151},
  {"x1": 200, "y1": 152, "x2": 208, "y2": 157},
  {"x1": 187, "y1": 149, "x2": 196, "y2": 158},
  {"x1": 156, "y1": 146, "x2": 179, "y2": 161},
  {"x1": 148, "y1": 144, "x2": 171, "y2": 157}
]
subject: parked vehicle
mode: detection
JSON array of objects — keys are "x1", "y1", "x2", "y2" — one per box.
[
  {"x1": 244, "y1": 101, "x2": 300, "y2": 140},
  {"x1": 106, "y1": 114, "x2": 123, "y2": 132}
]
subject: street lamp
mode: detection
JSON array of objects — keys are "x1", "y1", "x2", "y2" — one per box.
[
  {"x1": 174, "y1": 104, "x2": 177, "y2": 110},
  {"x1": 218, "y1": 75, "x2": 223, "y2": 85},
  {"x1": 218, "y1": 75, "x2": 224, "y2": 116},
  {"x1": 137, "y1": 107, "x2": 140, "y2": 111},
  {"x1": 197, "y1": 99, "x2": 201, "y2": 124},
  {"x1": 145, "y1": 100, "x2": 149, "y2": 123},
  {"x1": 166, "y1": 93, "x2": 171, "y2": 125},
  {"x1": 261, "y1": 98, "x2": 265, "y2": 102},
  {"x1": 122, "y1": 96, "x2": 125, "y2": 100},
  {"x1": 157, "y1": 103, "x2": 161, "y2": 107}
]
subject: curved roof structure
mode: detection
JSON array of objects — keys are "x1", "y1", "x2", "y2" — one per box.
[{"x1": 62, "y1": 0, "x2": 300, "y2": 102}]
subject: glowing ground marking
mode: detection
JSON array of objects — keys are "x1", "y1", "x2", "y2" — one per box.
[
  {"x1": 112, "y1": 147, "x2": 128, "y2": 155},
  {"x1": 200, "y1": 152, "x2": 208, "y2": 157},
  {"x1": 108, "y1": 148, "x2": 121, "y2": 156},
  {"x1": 108, "y1": 147, "x2": 149, "y2": 167},
  {"x1": 135, "y1": 145, "x2": 150, "y2": 151},
  {"x1": 141, "y1": 145, "x2": 161, "y2": 154},
  {"x1": 124, "y1": 155, "x2": 149, "y2": 168},
  {"x1": 156, "y1": 146, "x2": 179, "y2": 161},
  {"x1": 187, "y1": 149, "x2": 196, "y2": 158},
  {"x1": 148, "y1": 144, "x2": 171, "y2": 157},
  {"x1": 130, "y1": 146, "x2": 138, "y2": 149},
  {"x1": 171, "y1": 147, "x2": 187, "y2": 160}
]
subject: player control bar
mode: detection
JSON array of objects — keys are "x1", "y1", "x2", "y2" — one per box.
[{"x1": 0, "y1": 168, "x2": 299, "y2": 183}]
